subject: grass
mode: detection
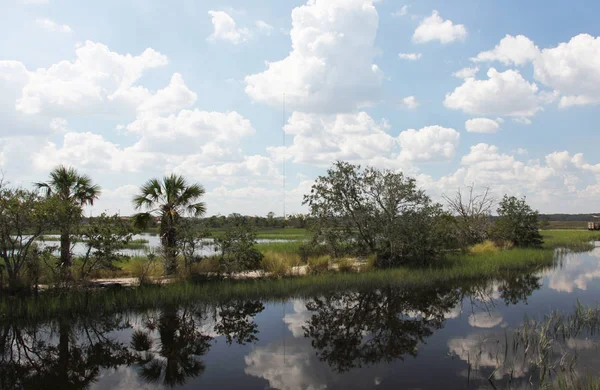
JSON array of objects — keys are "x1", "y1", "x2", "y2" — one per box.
[
  {"x1": 255, "y1": 240, "x2": 305, "y2": 254},
  {"x1": 208, "y1": 227, "x2": 310, "y2": 240},
  {"x1": 542, "y1": 220, "x2": 590, "y2": 230},
  {"x1": 541, "y1": 229, "x2": 600, "y2": 251},
  {"x1": 0, "y1": 246, "x2": 556, "y2": 321},
  {"x1": 260, "y1": 251, "x2": 302, "y2": 277},
  {"x1": 464, "y1": 302, "x2": 600, "y2": 389}
]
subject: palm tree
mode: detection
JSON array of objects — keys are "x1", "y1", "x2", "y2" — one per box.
[
  {"x1": 35, "y1": 166, "x2": 101, "y2": 268},
  {"x1": 132, "y1": 174, "x2": 206, "y2": 274}
]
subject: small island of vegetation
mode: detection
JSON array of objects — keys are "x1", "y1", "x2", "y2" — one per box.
[{"x1": 1, "y1": 162, "x2": 599, "y2": 320}]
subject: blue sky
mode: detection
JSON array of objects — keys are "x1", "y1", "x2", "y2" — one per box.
[{"x1": 2, "y1": 0, "x2": 600, "y2": 216}]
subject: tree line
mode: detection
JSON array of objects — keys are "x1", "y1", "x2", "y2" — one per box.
[{"x1": 0, "y1": 161, "x2": 543, "y2": 292}]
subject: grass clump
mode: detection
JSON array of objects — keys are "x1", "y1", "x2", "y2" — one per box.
[
  {"x1": 307, "y1": 255, "x2": 330, "y2": 275},
  {"x1": 256, "y1": 240, "x2": 305, "y2": 255},
  {"x1": 260, "y1": 251, "x2": 302, "y2": 277},
  {"x1": 336, "y1": 258, "x2": 356, "y2": 273},
  {"x1": 468, "y1": 240, "x2": 500, "y2": 255}
]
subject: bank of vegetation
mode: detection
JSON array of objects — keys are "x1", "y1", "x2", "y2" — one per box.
[{"x1": 1, "y1": 162, "x2": 600, "y2": 304}]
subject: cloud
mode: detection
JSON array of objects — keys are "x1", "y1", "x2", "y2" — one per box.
[
  {"x1": 207, "y1": 10, "x2": 250, "y2": 44},
  {"x1": 472, "y1": 33, "x2": 600, "y2": 108},
  {"x1": 245, "y1": 344, "x2": 328, "y2": 390},
  {"x1": 33, "y1": 131, "x2": 153, "y2": 172},
  {"x1": 391, "y1": 5, "x2": 409, "y2": 17},
  {"x1": 468, "y1": 311, "x2": 503, "y2": 328},
  {"x1": 255, "y1": 20, "x2": 273, "y2": 35},
  {"x1": 444, "y1": 68, "x2": 543, "y2": 119},
  {"x1": 472, "y1": 34, "x2": 539, "y2": 66},
  {"x1": 453, "y1": 66, "x2": 479, "y2": 79},
  {"x1": 125, "y1": 109, "x2": 255, "y2": 157},
  {"x1": 533, "y1": 34, "x2": 600, "y2": 108},
  {"x1": 401, "y1": 96, "x2": 419, "y2": 109},
  {"x1": 136, "y1": 73, "x2": 197, "y2": 115},
  {"x1": 465, "y1": 118, "x2": 500, "y2": 133},
  {"x1": 398, "y1": 52, "x2": 422, "y2": 61},
  {"x1": 13, "y1": 41, "x2": 168, "y2": 116},
  {"x1": 245, "y1": 0, "x2": 383, "y2": 113},
  {"x1": 413, "y1": 10, "x2": 467, "y2": 44},
  {"x1": 173, "y1": 154, "x2": 280, "y2": 186},
  {"x1": 397, "y1": 125, "x2": 460, "y2": 162},
  {"x1": 35, "y1": 18, "x2": 72, "y2": 33},
  {"x1": 268, "y1": 111, "x2": 395, "y2": 167}
]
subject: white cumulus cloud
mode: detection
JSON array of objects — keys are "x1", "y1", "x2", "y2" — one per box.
[
  {"x1": 397, "y1": 125, "x2": 460, "y2": 162},
  {"x1": 465, "y1": 118, "x2": 500, "y2": 133},
  {"x1": 207, "y1": 10, "x2": 250, "y2": 44},
  {"x1": 472, "y1": 34, "x2": 539, "y2": 66},
  {"x1": 444, "y1": 68, "x2": 542, "y2": 119},
  {"x1": 413, "y1": 10, "x2": 467, "y2": 44},
  {"x1": 453, "y1": 66, "x2": 479, "y2": 79},
  {"x1": 401, "y1": 96, "x2": 419, "y2": 109},
  {"x1": 245, "y1": 0, "x2": 383, "y2": 113},
  {"x1": 255, "y1": 20, "x2": 273, "y2": 35}
]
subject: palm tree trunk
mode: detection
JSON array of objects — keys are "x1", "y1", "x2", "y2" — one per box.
[{"x1": 60, "y1": 230, "x2": 71, "y2": 268}]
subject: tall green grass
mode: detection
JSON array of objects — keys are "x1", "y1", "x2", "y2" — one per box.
[
  {"x1": 0, "y1": 247, "x2": 555, "y2": 321},
  {"x1": 541, "y1": 229, "x2": 600, "y2": 251}
]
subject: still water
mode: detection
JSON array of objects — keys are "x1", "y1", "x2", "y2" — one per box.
[
  {"x1": 38, "y1": 233, "x2": 288, "y2": 257},
  {"x1": 2, "y1": 247, "x2": 600, "y2": 389}
]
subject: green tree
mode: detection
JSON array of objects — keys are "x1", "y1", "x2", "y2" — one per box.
[
  {"x1": 0, "y1": 186, "x2": 56, "y2": 291},
  {"x1": 35, "y1": 166, "x2": 101, "y2": 268},
  {"x1": 79, "y1": 213, "x2": 134, "y2": 280},
  {"x1": 491, "y1": 195, "x2": 543, "y2": 247},
  {"x1": 214, "y1": 222, "x2": 263, "y2": 275},
  {"x1": 304, "y1": 161, "x2": 447, "y2": 267},
  {"x1": 132, "y1": 174, "x2": 206, "y2": 274}
]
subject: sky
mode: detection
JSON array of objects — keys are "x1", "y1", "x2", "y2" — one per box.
[{"x1": 1, "y1": 0, "x2": 600, "y2": 217}]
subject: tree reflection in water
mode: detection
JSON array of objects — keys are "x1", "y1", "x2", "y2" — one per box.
[
  {"x1": 302, "y1": 274, "x2": 544, "y2": 373},
  {"x1": 130, "y1": 300, "x2": 264, "y2": 387},
  {"x1": 0, "y1": 314, "x2": 132, "y2": 390},
  {"x1": 303, "y1": 285, "x2": 461, "y2": 372},
  {"x1": 0, "y1": 299, "x2": 265, "y2": 389}
]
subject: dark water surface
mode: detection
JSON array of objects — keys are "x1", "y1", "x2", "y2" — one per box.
[{"x1": 2, "y1": 247, "x2": 600, "y2": 389}]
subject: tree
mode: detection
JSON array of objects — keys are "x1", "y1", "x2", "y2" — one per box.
[
  {"x1": 132, "y1": 174, "x2": 206, "y2": 274},
  {"x1": 443, "y1": 185, "x2": 494, "y2": 249},
  {"x1": 35, "y1": 166, "x2": 101, "y2": 268},
  {"x1": 304, "y1": 161, "x2": 447, "y2": 267},
  {"x1": 79, "y1": 213, "x2": 134, "y2": 280},
  {"x1": 491, "y1": 195, "x2": 543, "y2": 247},
  {"x1": 0, "y1": 185, "x2": 58, "y2": 291},
  {"x1": 214, "y1": 223, "x2": 263, "y2": 275}
]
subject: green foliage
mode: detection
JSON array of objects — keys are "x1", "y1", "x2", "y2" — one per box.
[
  {"x1": 132, "y1": 174, "x2": 206, "y2": 274},
  {"x1": 0, "y1": 184, "x2": 59, "y2": 291},
  {"x1": 78, "y1": 213, "x2": 134, "y2": 279},
  {"x1": 491, "y1": 195, "x2": 543, "y2": 247},
  {"x1": 304, "y1": 161, "x2": 448, "y2": 268},
  {"x1": 214, "y1": 223, "x2": 263, "y2": 275}
]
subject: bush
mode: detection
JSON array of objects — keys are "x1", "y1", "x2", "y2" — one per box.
[
  {"x1": 215, "y1": 223, "x2": 263, "y2": 275},
  {"x1": 307, "y1": 256, "x2": 330, "y2": 275},
  {"x1": 336, "y1": 258, "x2": 356, "y2": 273},
  {"x1": 469, "y1": 240, "x2": 500, "y2": 255},
  {"x1": 130, "y1": 254, "x2": 161, "y2": 285},
  {"x1": 260, "y1": 251, "x2": 299, "y2": 277},
  {"x1": 490, "y1": 195, "x2": 543, "y2": 248}
]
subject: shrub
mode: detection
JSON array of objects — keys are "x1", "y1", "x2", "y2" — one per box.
[
  {"x1": 260, "y1": 251, "x2": 298, "y2": 277},
  {"x1": 215, "y1": 223, "x2": 263, "y2": 275},
  {"x1": 490, "y1": 195, "x2": 543, "y2": 248},
  {"x1": 131, "y1": 254, "x2": 161, "y2": 285},
  {"x1": 307, "y1": 255, "x2": 330, "y2": 275},
  {"x1": 336, "y1": 258, "x2": 356, "y2": 273}
]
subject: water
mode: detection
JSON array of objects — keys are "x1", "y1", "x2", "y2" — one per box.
[
  {"x1": 37, "y1": 233, "x2": 292, "y2": 257},
  {"x1": 2, "y1": 247, "x2": 600, "y2": 389}
]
